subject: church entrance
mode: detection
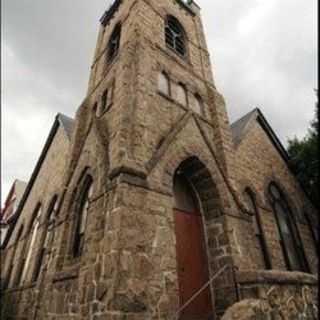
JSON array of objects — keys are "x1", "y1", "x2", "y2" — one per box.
[{"x1": 173, "y1": 169, "x2": 213, "y2": 320}]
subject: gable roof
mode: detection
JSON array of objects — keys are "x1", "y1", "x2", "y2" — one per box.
[
  {"x1": 58, "y1": 113, "x2": 74, "y2": 140},
  {"x1": 231, "y1": 108, "x2": 318, "y2": 209},
  {"x1": 1, "y1": 113, "x2": 74, "y2": 249},
  {"x1": 231, "y1": 109, "x2": 258, "y2": 148},
  {"x1": 1, "y1": 180, "x2": 27, "y2": 222},
  {"x1": 231, "y1": 108, "x2": 289, "y2": 163}
]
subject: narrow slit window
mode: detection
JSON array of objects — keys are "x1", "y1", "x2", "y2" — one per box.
[
  {"x1": 177, "y1": 84, "x2": 188, "y2": 106},
  {"x1": 107, "y1": 23, "x2": 121, "y2": 62},
  {"x1": 243, "y1": 188, "x2": 271, "y2": 269},
  {"x1": 73, "y1": 176, "x2": 93, "y2": 257},
  {"x1": 269, "y1": 182, "x2": 310, "y2": 272},
  {"x1": 158, "y1": 72, "x2": 170, "y2": 96},
  {"x1": 101, "y1": 89, "x2": 108, "y2": 113},
  {"x1": 93, "y1": 103, "x2": 98, "y2": 116},
  {"x1": 6, "y1": 225, "x2": 24, "y2": 288}
]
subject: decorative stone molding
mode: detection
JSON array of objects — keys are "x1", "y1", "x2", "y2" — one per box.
[{"x1": 236, "y1": 270, "x2": 318, "y2": 286}]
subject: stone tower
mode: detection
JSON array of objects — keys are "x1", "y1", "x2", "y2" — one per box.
[
  {"x1": 69, "y1": 0, "x2": 246, "y2": 315},
  {"x1": 86, "y1": 0, "x2": 236, "y2": 177},
  {"x1": 58, "y1": 0, "x2": 241, "y2": 318},
  {"x1": 1, "y1": 1, "x2": 319, "y2": 319},
  {"x1": 52, "y1": 0, "x2": 246, "y2": 319}
]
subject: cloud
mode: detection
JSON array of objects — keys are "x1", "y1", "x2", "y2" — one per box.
[
  {"x1": 201, "y1": 0, "x2": 317, "y2": 139},
  {"x1": 1, "y1": 0, "x2": 317, "y2": 203}
]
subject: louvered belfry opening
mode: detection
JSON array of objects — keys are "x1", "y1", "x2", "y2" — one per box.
[{"x1": 165, "y1": 15, "x2": 186, "y2": 57}]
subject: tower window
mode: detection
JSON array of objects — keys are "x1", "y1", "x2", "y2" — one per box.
[
  {"x1": 73, "y1": 175, "x2": 93, "y2": 257},
  {"x1": 158, "y1": 72, "x2": 170, "y2": 96},
  {"x1": 101, "y1": 89, "x2": 108, "y2": 113},
  {"x1": 98, "y1": 82, "x2": 115, "y2": 116},
  {"x1": 165, "y1": 16, "x2": 186, "y2": 57},
  {"x1": 193, "y1": 94, "x2": 204, "y2": 115},
  {"x1": 176, "y1": 83, "x2": 188, "y2": 106},
  {"x1": 107, "y1": 23, "x2": 121, "y2": 61},
  {"x1": 268, "y1": 182, "x2": 310, "y2": 272},
  {"x1": 93, "y1": 103, "x2": 98, "y2": 116}
]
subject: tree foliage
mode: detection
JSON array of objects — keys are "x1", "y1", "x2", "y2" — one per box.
[{"x1": 288, "y1": 95, "x2": 319, "y2": 208}]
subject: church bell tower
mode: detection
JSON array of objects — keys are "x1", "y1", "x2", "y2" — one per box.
[
  {"x1": 1, "y1": 1, "x2": 318, "y2": 320},
  {"x1": 84, "y1": 0, "x2": 235, "y2": 180},
  {"x1": 66, "y1": 0, "x2": 239, "y2": 318}
]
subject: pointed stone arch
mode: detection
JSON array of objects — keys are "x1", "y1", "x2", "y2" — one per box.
[
  {"x1": 173, "y1": 156, "x2": 222, "y2": 222},
  {"x1": 160, "y1": 144, "x2": 231, "y2": 220},
  {"x1": 173, "y1": 157, "x2": 218, "y2": 318},
  {"x1": 170, "y1": 156, "x2": 239, "y2": 318}
]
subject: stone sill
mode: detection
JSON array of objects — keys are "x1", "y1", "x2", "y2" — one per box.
[
  {"x1": 157, "y1": 91, "x2": 212, "y2": 126},
  {"x1": 53, "y1": 265, "x2": 80, "y2": 283},
  {"x1": 156, "y1": 44, "x2": 193, "y2": 70},
  {"x1": 236, "y1": 269, "x2": 318, "y2": 286},
  {"x1": 97, "y1": 102, "x2": 114, "y2": 118},
  {"x1": 1, "y1": 282, "x2": 36, "y2": 294}
]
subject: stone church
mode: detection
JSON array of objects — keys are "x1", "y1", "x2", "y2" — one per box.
[{"x1": 1, "y1": 0, "x2": 318, "y2": 319}]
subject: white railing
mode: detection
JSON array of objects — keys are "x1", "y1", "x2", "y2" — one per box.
[{"x1": 173, "y1": 264, "x2": 230, "y2": 320}]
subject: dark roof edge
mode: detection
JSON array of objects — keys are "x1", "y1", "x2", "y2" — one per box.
[
  {"x1": 1, "y1": 115, "x2": 61, "y2": 249},
  {"x1": 251, "y1": 108, "x2": 317, "y2": 209},
  {"x1": 255, "y1": 108, "x2": 290, "y2": 164},
  {"x1": 100, "y1": 0, "x2": 123, "y2": 26},
  {"x1": 57, "y1": 113, "x2": 74, "y2": 140},
  {"x1": 230, "y1": 108, "x2": 258, "y2": 130}
]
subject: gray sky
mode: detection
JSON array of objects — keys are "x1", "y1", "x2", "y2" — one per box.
[{"x1": 1, "y1": 0, "x2": 318, "y2": 203}]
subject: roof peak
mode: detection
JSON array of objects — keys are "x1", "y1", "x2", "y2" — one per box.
[
  {"x1": 57, "y1": 113, "x2": 74, "y2": 140},
  {"x1": 231, "y1": 107, "x2": 289, "y2": 163}
]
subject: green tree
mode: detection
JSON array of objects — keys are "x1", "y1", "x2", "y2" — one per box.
[{"x1": 288, "y1": 92, "x2": 319, "y2": 208}]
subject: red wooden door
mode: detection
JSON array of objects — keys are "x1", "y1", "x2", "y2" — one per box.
[{"x1": 174, "y1": 208, "x2": 213, "y2": 320}]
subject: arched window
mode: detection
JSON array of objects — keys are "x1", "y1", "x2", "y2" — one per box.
[
  {"x1": 176, "y1": 83, "x2": 188, "y2": 106},
  {"x1": 243, "y1": 188, "x2": 271, "y2": 269},
  {"x1": 101, "y1": 89, "x2": 109, "y2": 114},
  {"x1": 32, "y1": 195, "x2": 58, "y2": 282},
  {"x1": 193, "y1": 94, "x2": 204, "y2": 115},
  {"x1": 5, "y1": 225, "x2": 24, "y2": 289},
  {"x1": 47, "y1": 195, "x2": 59, "y2": 224},
  {"x1": 165, "y1": 15, "x2": 186, "y2": 57},
  {"x1": 73, "y1": 176, "x2": 93, "y2": 257},
  {"x1": 158, "y1": 72, "x2": 170, "y2": 96},
  {"x1": 269, "y1": 183, "x2": 309, "y2": 272},
  {"x1": 107, "y1": 23, "x2": 121, "y2": 61},
  {"x1": 21, "y1": 203, "x2": 42, "y2": 284}
]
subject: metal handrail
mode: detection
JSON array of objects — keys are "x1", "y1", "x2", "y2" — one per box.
[{"x1": 173, "y1": 264, "x2": 230, "y2": 320}]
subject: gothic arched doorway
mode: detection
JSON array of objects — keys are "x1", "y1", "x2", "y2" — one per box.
[{"x1": 173, "y1": 157, "x2": 214, "y2": 319}]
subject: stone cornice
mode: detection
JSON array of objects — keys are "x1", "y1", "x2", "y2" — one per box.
[{"x1": 237, "y1": 270, "x2": 318, "y2": 286}]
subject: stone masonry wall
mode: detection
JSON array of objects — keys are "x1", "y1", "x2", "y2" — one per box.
[
  {"x1": 1, "y1": 126, "x2": 71, "y2": 319},
  {"x1": 1, "y1": 1, "x2": 318, "y2": 319},
  {"x1": 233, "y1": 120, "x2": 318, "y2": 274}
]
